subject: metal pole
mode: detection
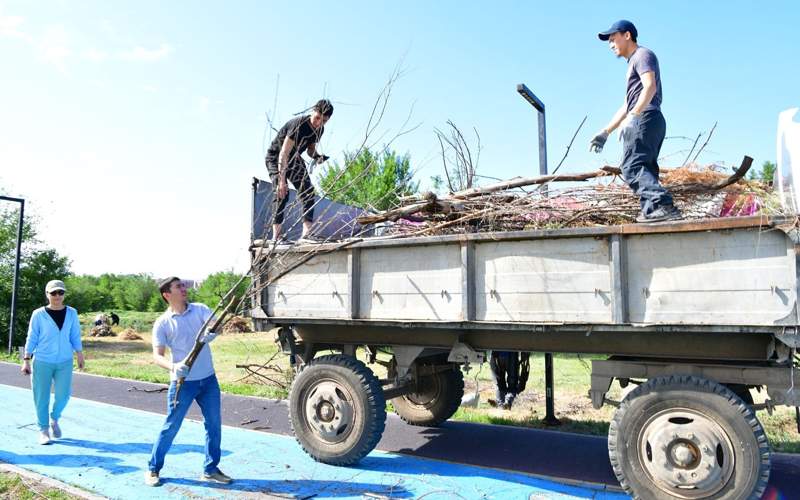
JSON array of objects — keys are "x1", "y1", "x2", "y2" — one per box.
[
  {"x1": 516, "y1": 83, "x2": 548, "y2": 177},
  {"x1": 544, "y1": 352, "x2": 560, "y2": 426},
  {"x1": 1, "y1": 196, "x2": 25, "y2": 355},
  {"x1": 516, "y1": 85, "x2": 558, "y2": 425},
  {"x1": 537, "y1": 109, "x2": 548, "y2": 177}
]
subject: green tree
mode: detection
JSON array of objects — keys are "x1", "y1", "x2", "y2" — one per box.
[
  {"x1": 119, "y1": 274, "x2": 160, "y2": 311},
  {"x1": 0, "y1": 206, "x2": 71, "y2": 348},
  {"x1": 65, "y1": 275, "x2": 111, "y2": 312},
  {"x1": 318, "y1": 148, "x2": 418, "y2": 211},
  {"x1": 748, "y1": 160, "x2": 777, "y2": 184},
  {"x1": 67, "y1": 273, "x2": 162, "y2": 313},
  {"x1": 147, "y1": 291, "x2": 165, "y2": 312},
  {"x1": 429, "y1": 175, "x2": 445, "y2": 195},
  {"x1": 193, "y1": 271, "x2": 250, "y2": 309}
]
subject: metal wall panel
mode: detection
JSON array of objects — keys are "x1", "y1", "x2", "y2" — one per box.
[
  {"x1": 475, "y1": 238, "x2": 613, "y2": 322},
  {"x1": 358, "y1": 245, "x2": 464, "y2": 321},
  {"x1": 626, "y1": 229, "x2": 795, "y2": 324},
  {"x1": 267, "y1": 252, "x2": 350, "y2": 318}
]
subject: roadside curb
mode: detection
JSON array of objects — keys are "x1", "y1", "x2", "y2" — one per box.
[{"x1": 0, "y1": 461, "x2": 107, "y2": 500}]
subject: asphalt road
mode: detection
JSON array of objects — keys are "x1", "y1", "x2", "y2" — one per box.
[{"x1": 3, "y1": 361, "x2": 799, "y2": 496}]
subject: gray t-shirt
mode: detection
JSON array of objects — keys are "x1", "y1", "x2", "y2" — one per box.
[
  {"x1": 153, "y1": 302, "x2": 215, "y2": 382},
  {"x1": 626, "y1": 46, "x2": 662, "y2": 113}
]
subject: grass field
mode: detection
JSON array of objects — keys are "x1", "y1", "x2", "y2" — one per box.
[
  {"x1": 0, "y1": 472, "x2": 78, "y2": 500},
  {"x1": 5, "y1": 314, "x2": 800, "y2": 453}
]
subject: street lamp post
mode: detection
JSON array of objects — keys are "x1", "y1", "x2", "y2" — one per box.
[
  {"x1": 1, "y1": 196, "x2": 25, "y2": 355},
  {"x1": 516, "y1": 83, "x2": 548, "y2": 177},
  {"x1": 515, "y1": 84, "x2": 560, "y2": 426}
]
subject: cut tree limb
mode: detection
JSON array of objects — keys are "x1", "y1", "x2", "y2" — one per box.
[
  {"x1": 357, "y1": 156, "x2": 753, "y2": 227},
  {"x1": 449, "y1": 166, "x2": 619, "y2": 199}
]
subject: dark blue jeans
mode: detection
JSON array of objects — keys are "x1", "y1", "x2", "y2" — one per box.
[
  {"x1": 148, "y1": 374, "x2": 222, "y2": 475},
  {"x1": 621, "y1": 109, "x2": 674, "y2": 215}
]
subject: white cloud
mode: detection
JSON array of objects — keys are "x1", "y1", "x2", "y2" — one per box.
[
  {"x1": 87, "y1": 79, "x2": 108, "y2": 88},
  {"x1": 199, "y1": 96, "x2": 210, "y2": 114},
  {"x1": 0, "y1": 14, "x2": 30, "y2": 41},
  {"x1": 82, "y1": 48, "x2": 108, "y2": 62},
  {"x1": 38, "y1": 25, "x2": 71, "y2": 72},
  {"x1": 118, "y1": 43, "x2": 172, "y2": 62},
  {"x1": 143, "y1": 84, "x2": 159, "y2": 93},
  {"x1": 99, "y1": 19, "x2": 115, "y2": 37}
]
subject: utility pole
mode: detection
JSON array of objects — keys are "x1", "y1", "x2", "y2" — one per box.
[{"x1": 1, "y1": 196, "x2": 25, "y2": 355}]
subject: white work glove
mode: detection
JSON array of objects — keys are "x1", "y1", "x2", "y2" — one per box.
[
  {"x1": 199, "y1": 330, "x2": 218, "y2": 344},
  {"x1": 618, "y1": 113, "x2": 641, "y2": 143},
  {"x1": 589, "y1": 130, "x2": 609, "y2": 153},
  {"x1": 173, "y1": 361, "x2": 190, "y2": 379},
  {"x1": 308, "y1": 154, "x2": 329, "y2": 174}
]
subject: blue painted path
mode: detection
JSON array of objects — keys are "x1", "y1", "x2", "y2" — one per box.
[{"x1": 0, "y1": 384, "x2": 627, "y2": 499}]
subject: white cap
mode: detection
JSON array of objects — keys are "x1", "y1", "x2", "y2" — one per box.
[{"x1": 45, "y1": 280, "x2": 66, "y2": 293}]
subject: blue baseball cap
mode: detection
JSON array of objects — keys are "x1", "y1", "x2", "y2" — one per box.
[{"x1": 598, "y1": 20, "x2": 638, "y2": 41}]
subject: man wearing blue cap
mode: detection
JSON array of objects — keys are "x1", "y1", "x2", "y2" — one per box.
[{"x1": 589, "y1": 20, "x2": 682, "y2": 223}]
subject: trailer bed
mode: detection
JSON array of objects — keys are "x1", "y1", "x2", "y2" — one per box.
[{"x1": 253, "y1": 216, "x2": 800, "y2": 361}]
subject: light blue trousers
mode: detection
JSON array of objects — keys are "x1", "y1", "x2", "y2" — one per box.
[{"x1": 31, "y1": 359, "x2": 73, "y2": 431}]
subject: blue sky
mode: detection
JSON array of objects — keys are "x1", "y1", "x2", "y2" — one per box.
[{"x1": 1, "y1": 1, "x2": 798, "y2": 279}]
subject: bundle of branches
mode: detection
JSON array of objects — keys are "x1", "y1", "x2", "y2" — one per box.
[
  {"x1": 234, "y1": 350, "x2": 292, "y2": 390},
  {"x1": 120, "y1": 328, "x2": 142, "y2": 341},
  {"x1": 223, "y1": 316, "x2": 253, "y2": 333},
  {"x1": 357, "y1": 156, "x2": 786, "y2": 237},
  {"x1": 89, "y1": 324, "x2": 115, "y2": 337}
]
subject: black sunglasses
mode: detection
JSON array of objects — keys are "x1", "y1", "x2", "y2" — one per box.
[{"x1": 49, "y1": 290, "x2": 65, "y2": 296}]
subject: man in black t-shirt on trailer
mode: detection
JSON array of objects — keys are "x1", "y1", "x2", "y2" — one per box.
[{"x1": 265, "y1": 99, "x2": 333, "y2": 242}]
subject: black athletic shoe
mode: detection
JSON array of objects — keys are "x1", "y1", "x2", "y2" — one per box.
[
  {"x1": 297, "y1": 234, "x2": 326, "y2": 244},
  {"x1": 268, "y1": 236, "x2": 292, "y2": 246},
  {"x1": 636, "y1": 205, "x2": 683, "y2": 223}
]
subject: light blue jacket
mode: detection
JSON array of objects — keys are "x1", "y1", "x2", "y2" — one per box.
[{"x1": 24, "y1": 306, "x2": 83, "y2": 364}]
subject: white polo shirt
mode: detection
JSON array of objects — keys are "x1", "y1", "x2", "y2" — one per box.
[{"x1": 152, "y1": 302, "x2": 215, "y2": 382}]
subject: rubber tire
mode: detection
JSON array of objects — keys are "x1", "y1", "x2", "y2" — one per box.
[
  {"x1": 392, "y1": 364, "x2": 464, "y2": 426},
  {"x1": 726, "y1": 384, "x2": 755, "y2": 406},
  {"x1": 608, "y1": 375, "x2": 770, "y2": 500},
  {"x1": 289, "y1": 354, "x2": 386, "y2": 466}
]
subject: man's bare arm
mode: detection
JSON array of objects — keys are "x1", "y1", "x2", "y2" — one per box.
[
  {"x1": 278, "y1": 136, "x2": 295, "y2": 175},
  {"x1": 152, "y1": 345, "x2": 173, "y2": 371},
  {"x1": 603, "y1": 101, "x2": 629, "y2": 134}
]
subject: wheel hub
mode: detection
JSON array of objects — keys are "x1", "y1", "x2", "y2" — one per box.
[
  {"x1": 304, "y1": 380, "x2": 354, "y2": 443},
  {"x1": 405, "y1": 374, "x2": 441, "y2": 407},
  {"x1": 670, "y1": 440, "x2": 700, "y2": 468},
  {"x1": 638, "y1": 409, "x2": 735, "y2": 499},
  {"x1": 318, "y1": 401, "x2": 335, "y2": 422}
]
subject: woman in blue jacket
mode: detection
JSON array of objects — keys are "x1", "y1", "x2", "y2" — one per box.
[{"x1": 20, "y1": 279, "x2": 85, "y2": 445}]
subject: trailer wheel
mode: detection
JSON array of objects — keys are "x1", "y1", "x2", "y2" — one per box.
[
  {"x1": 608, "y1": 375, "x2": 770, "y2": 500},
  {"x1": 392, "y1": 364, "x2": 464, "y2": 426},
  {"x1": 725, "y1": 384, "x2": 754, "y2": 406},
  {"x1": 289, "y1": 354, "x2": 386, "y2": 465}
]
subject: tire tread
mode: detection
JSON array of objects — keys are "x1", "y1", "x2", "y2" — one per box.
[{"x1": 608, "y1": 375, "x2": 770, "y2": 500}]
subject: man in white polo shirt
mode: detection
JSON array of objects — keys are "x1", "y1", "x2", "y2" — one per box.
[{"x1": 144, "y1": 276, "x2": 232, "y2": 487}]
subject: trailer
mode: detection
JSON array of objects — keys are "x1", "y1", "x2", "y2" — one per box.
[{"x1": 249, "y1": 204, "x2": 800, "y2": 499}]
